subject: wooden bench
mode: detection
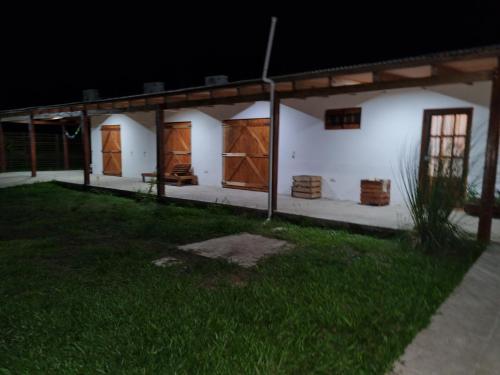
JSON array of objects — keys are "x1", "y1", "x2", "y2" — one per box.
[
  {"x1": 165, "y1": 164, "x2": 198, "y2": 186},
  {"x1": 142, "y1": 164, "x2": 198, "y2": 186}
]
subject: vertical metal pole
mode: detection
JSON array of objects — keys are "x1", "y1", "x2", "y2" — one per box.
[
  {"x1": 271, "y1": 95, "x2": 280, "y2": 211},
  {"x1": 0, "y1": 121, "x2": 6, "y2": 172},
  {"x1": 28, "y1": 113, "x2": 37, "y2": 177},
  {"x1": 62, "y1": 124, "x2": 70, "y2": 170},
  {"x1": 262, "y1": 16, "x2": 278, "y2": 220},
  {"x1": 156, "y1": 105, "x2": 165, "y2": 198},
  {"x1": 81, "y1": 111, "x2": 91, "y2": 186},
  {"x1": 478, "y1": 67, "x2": 500, "y2": 242}
]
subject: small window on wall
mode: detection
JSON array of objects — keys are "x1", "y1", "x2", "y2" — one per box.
[{"x1": 325, "y1": 108, "x2": 362, "y2": 130}]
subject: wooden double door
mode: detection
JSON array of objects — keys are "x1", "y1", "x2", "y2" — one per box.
[
  {"x1": 101, "y1": 125, "x2": 122, "y2": 176},
  {"x1": 222, "y1": 118, "x2": 269, "y2": 192}
]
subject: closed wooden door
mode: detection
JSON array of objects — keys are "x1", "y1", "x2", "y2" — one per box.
[
  {"x1": 223, "y1": 118, "x2": 269, "y2": 191},
  {"x1": 163, "y1": 122, "x2": 191, "y2": 174},
  {"x1": 420, "y1": 108, "x2": 472, "y2": 193},
  {"x1": 101, "y1": 125, "x2": 122, "y2": 176}
]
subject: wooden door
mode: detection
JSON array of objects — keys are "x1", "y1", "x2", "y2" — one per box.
[
  {"x1": 420, "y1": 108, "x2": 473, "y2": 193},
  {"x1": 163, "y1": 122, "x2": 191, "y2": 174},
  {"x1": 101, "y1": 125, "x2": 122, "y2": 176},
  {"x1": 223, "y1": 118, "x2": 269, "y2": 191}
]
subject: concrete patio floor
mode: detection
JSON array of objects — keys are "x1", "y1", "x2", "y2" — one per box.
[{"x1": 1, "y1": 170, "x2": 499, "y2": 242}]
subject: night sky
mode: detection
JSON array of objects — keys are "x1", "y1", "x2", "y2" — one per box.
[{"x1": 1, "y1": 3, "x2": 500, "y2": 111}]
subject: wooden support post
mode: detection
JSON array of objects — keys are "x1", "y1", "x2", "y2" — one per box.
[
  {"x1": 28, "y1": 113, "x2": 37, "y2": 177},
  {"x1": 155, "y1": 105, "x2": 165, "y2": 197},
  {"x1": 0, "y1": 122, "x2": 6, "y2": 172},
  {"x1": 271, "y1": 95, "x2": 280, "y2": 212},
  {"x1": 478, "y1": 67, "x2": 500, "y2": 242},
  {"x1": 81, "y1": 111, "x2": 91, "y2": 186},
  {"x1": 61, "y1": 125, "x2": 70, "y2": 170}
]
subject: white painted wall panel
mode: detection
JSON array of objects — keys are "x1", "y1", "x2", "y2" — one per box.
[
  {"x1": 280, "y1": 82, "x2": 492, "y2": 203},
  {"x1": 230, "y1": 101, "x2": 270, "y2": 119},
  {"x1": 163, "y1": 109, "x2": 223, "y2": 187},
  {"x1": 89, "y1": 83, "x2": 496, "y2": 206},
  {"x1": 90, "y1": 113, "x2": 156, "y2": 178}
]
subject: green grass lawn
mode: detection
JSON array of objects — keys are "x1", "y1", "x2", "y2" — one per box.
[{"x1": 0, "y1": 183, "x2": 476, "y2": 374}]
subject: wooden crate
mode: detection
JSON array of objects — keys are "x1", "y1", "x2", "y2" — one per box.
[
  {"x1": 360, "y1": 179, "x2": 390, "y2": 206},
  {"x1": 292, "y1": 175, "x2": 322, "y2": 199}
]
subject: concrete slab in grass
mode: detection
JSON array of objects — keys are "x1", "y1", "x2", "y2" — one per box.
[{"x1": 178, "y1": 233, "x2": 290, "y2": 267}]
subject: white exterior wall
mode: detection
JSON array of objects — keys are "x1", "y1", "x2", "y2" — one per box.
[
  {"x1": 89, "y1": 82, "x2": 497, "y2": 205},
  {"x1": 162, "y1": 109, "x2": 223, "y2": 186},
  {"x1": 279, "y1": 82, "x2": 493, "y2": 203},
  {"x1": 90, "y1": 113, "x2": 156, "y2": 178}
]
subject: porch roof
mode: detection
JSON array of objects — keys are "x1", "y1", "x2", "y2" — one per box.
[{"x1": 1, "y1": 44, "x2": 499, "y2": 121}]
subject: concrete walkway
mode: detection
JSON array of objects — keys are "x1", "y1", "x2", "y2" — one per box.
[{"x1": 390, "y1": 244, "x2": 500, "y2": 375}]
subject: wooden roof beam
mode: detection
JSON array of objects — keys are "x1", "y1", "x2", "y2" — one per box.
[
  {"x1": 331, "y1": 72, "x2": 374, "y2": 86},
  {"x1": 31, "y1": 119, "x2": 79, "y2": 125},
  {"x1": 373, "y1": 66, "x2": 435, "y2": 82},
  {"x1": 431, "y1": 64, "x2": 475, "y2": 85},
  {"x1": 164, "y1": 92, "x2": 269, "y2": 110},
  {"x1": 87, "y1": 109, "x2": 125, "y2": 116},
  {"x1": 238, "y1": 84, "x2": 266, "y2": 96},
  {"x1": 373, "y1": 71, "x2": 405, "y2": 82},
  {"x1": 275, "y1": 81, "x2": 294, "y2": 93},
  {"x1": 146, "y1": 96, "x2": 165, "y2": 106},
  {"x1": 431, "y1": 64, "x2": 464, "y2": 76},
  {"x1": 283, "y1": 70, "x2": 494, "y2": 99},
  {"x1": 187, "y1": 91, "x2": 212, "y2": 101},
  {"x1": 211, "y1": 87, "x2": 239, "y2": 98},
  {"x1": 165, "y1": 94, "x2": 188, "y2": 103},
  {"x1": 439, "y1": 57, "x2": 499, "y2": 73},
  {"x1": 97, "y1": 102, "x2": 114, "y2": 110},
  {"x1": 293, "y1": 77, "x2": 331, "y2": 90},
  {"x1": 113, "y1": 100, "x2": 130, "y2": 109}
]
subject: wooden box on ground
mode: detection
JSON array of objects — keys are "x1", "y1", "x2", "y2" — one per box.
[
  {"x1": 360, "y1": 179, "x2": 390, "y2": 206},
  {"x1": 292, "y1": 175, "x2": 322, "y2": 199}
]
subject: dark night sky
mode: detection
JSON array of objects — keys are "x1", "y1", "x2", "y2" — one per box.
[{"x1": 1, "y1": 2, "x2": 500, "y2": 110}]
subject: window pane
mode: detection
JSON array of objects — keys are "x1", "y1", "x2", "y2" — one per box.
[
  {"x1": 442, "y1": 137, "x2": 453, "y2": 157},
  {"x1": 455, "y1": 114, "x2": 468, "y2": 135},
  {"x1": 431, "y1": 115, "x2": 442, "y2": 136},
  {"x1": 441, "y1": 158, "x2": 451, "y2": 177},
  {"x1": 453, "y1": 136, "x2": 466, "y2": 157},
  {"x1": 428, "y1": 137, "x2": 440, "y2": 156},
  {"x1": 428, "y1": 157, "x2": 439, "y2": 177},
  {"x1": 452, "y1": 159, "x2": 464, "y2": 177},
  {"x1": 442, "y1": 115, "x2": 455, "y2": 135}
]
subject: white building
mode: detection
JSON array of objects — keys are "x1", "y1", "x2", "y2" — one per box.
[
  {"x1": 90, "y1": 82, "x2": 494, "y2": 204},
  {"x1": 2, "y1": 45, "x2": 500, "y2": 241}
]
